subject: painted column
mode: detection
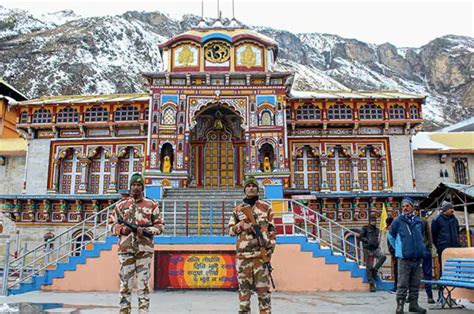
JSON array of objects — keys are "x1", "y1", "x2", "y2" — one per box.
[
  {"x1": 50, "y1": 159, "x2": 61, "y2": 193},
  {"x1": 351, "y1": 154, "x2": 362, "y2": 192},
  {"x1": 107, "y1": 154, "x2": 119, "y2": 193},
  {"x1": 381, "y1": 153, "x2": 390, "y2": 191},
  {"x1": 77, "y1": 157, "x2": 91, "y2": 194},
  {"x1": 320, "y1": 153, "x2": 330, "y2": 192}
]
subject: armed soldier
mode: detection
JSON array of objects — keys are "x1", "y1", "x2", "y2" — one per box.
[
  {"x1": 228, "y1": 176, "x2": 276, "y2": 314},
  {"x1": 108, "y1": 173, "x2": 164, "y2": 314}
]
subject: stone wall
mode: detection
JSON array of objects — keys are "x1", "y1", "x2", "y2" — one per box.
[
  {"x1": 389, "y1": 135, "x2": 415, "y2": 192},
  {"x1": 415, "y1": 154, "x2": 474, "y2": 192},
  {"x1": 0, "y1": 155, "x2": 25, "y2": 194},
  {"x1": 25, "y1": 139, "x2": 51, "y2": 194}
]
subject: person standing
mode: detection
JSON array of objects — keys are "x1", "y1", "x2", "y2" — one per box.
[
  {"x1": 431, "y1": 201, "x2": 460, "y2": 274},
  {"x1": 360, "y1": 213, "x2": 386, "y2": 292},
  {"x1": 388, "y1": 197, "x2": 426, "y2": 314},
  {"x1": 228, "y1": 176, "x2": 276, "y2": 314},
  {"x1": 109, "y1": 173, "x2": 164, "y2": 314},
  {"x1": 415, "y1": 205, "x2": 435, "y2": 304},
  {"x1": 386, "y1": 217, "x2": 397, "y2": 292}
]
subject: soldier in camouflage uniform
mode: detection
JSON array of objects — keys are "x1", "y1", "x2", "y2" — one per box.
[
  {"x1": 109, "y1": 173, "x2": 164, "y2": 314},
  {"x1": 228, "y1": 176, "x2": 276, "y2": 314}
]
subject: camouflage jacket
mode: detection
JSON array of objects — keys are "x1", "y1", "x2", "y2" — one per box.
[
  {"x1": 108, "y1": 197, "x2": 164, "y2": 254},
  {"x1": 228, "y1": 200, "x2": 276, "y2": 259}
]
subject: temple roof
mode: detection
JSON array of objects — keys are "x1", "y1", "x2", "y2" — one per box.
[
  {"x1": 290, "y1": 90, "x2": 425, "y2": 100},
  {"x1": 412, "y1": 132, "x2": 474, "y2": 153},
  {"x1": 17, "y1": 93, "x2": 148, "y2": 106}
]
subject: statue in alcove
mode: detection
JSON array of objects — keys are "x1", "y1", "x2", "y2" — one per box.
[
  {"x1": 263, "y1": 155, "x2": 272, "y2": 173},
  {"x1": 163, "y1": 155, "x2": 172, "y2": 173}
]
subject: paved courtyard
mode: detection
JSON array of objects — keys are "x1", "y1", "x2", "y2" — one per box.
[{"x1": 1, "y1": 290, "x2": 473, "y2": 313}]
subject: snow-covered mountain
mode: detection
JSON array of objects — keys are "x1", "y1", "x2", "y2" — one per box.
[{"x1": 0, "y1": 6, "x2": 472, "y2": 128}]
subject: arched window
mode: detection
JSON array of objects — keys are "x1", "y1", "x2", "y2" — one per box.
[
  {"x1": 327, "y1": 148, "x2": 351, "y2": 191},
  {"x1": 409, "y1": 105, "x2": 419, "y2": 119},
  {"x1": 162, "y1": 107, "x2": 176, "y2": 125},
  {"x1": 118, "y1": 148, "x2": 143, "y2": 190},
  {"x1": 57, "y1": 107, "x2": 79, "y2": 123},
  {"x1": 296, "y1": 104, "x2": 321, "y2": 120},
  {"x1": 328, "y1": 103, "x2": 352, "y2": 120},
  {"x1": 285, "y1": 108, "x2": 291, "y2": 121},
  {"x1": 294, "y1": 146, "x2": 320, "y2": 191},
  {"x1": 59, "y1": 149, "x2": 81, "y2": 194},
  {"x1": 32, "y1": 108, "x2": 52, "y2": 124},
  {"x1": 358, "y1": 148, "x2": 383, "y2": 191},
  {"x1": 260, "y1": 110, "x2": 273, "y2": 126},
  {"x1": 389, "y1": 104, "x2": 405, "y2": 119},
  {"x1": 71, "y1": 232, "x2": 92, "y2": 256},
  {"x1": 19, "y1": 111, "x2": 28, "y2": 124},
  {"x1": 144, "y1": 108, "x2": 149, "y2": 121},
  {"x1": 454, "y1": 158, "x2": 469, "y2": 185},
  {"x1": 115, "y1": 105, "x2": 139, "y2": 121},
  {"x1": 84, "y1": 106, "x2": 109, "y2": 122},
  {"x1": 359, "y1": 104, "x2": 383, "y2": 120},
  {"x1": 89, "y1": 148, "x2": 111, "y2": 194}
]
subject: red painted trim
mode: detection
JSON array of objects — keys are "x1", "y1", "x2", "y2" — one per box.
[{"x1": 203, "y1": 65, "x2": 230, "y2": 71}]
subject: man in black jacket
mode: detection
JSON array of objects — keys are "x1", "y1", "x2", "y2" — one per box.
[
  {"x1": 386, "y1": 217, "x2": 397, "y2": 292},
  {"x1": 432, "y1": 201, "x2": 460, "y2": 274},
  {"x1": 360, "y1": 213, "x2": 386, "y2": 292}
]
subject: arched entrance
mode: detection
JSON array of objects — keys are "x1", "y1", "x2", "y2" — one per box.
[{"x1": 190, "y1": 104, "x2": 245, "y2": 188}]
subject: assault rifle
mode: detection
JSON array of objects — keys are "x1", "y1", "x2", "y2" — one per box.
[
  {"x1": 117, "y1": 217, "x2": 154, "y2": 239},
  {"x1": 241, "y1": 205, "x2": 276, "y2": 289}
]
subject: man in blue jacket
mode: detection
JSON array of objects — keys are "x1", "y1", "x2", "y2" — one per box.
[{"x1": 388, "y1": 197, "x2": 426, "y2": 314}]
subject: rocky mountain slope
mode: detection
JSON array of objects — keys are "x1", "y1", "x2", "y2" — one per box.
[{"x1": 0, "y1": 6, "x2": 472, "y2": 127}]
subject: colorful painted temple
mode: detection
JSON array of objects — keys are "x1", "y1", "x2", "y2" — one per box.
[{"x1": 1, "y1": 22, "x2": 429, "y2": 229}]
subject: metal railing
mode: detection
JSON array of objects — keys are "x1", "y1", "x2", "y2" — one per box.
[
  {"x1": 1, "y1": 197, "x2": 365, "y2": 295},
  {"x1": 2, "y1": 201, "x2": 117, "y2": 295}
]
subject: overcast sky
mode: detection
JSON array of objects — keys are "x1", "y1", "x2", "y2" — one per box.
[{"x1": 3, "y1": 0, "x2": 473, "y2": 47}]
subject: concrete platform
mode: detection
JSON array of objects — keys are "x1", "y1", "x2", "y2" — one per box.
[{"x1": 1, "y1": 290, "x2": 473, "y2": 313}]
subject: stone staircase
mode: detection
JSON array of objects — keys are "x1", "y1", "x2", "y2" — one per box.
[{"x1": 161, "y1": 188, "x2": 253, "y2": 236}]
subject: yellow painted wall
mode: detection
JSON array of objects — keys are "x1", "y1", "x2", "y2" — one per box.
[{"x1": 0, "y1": 99, "x2": 20, "y2": 138}]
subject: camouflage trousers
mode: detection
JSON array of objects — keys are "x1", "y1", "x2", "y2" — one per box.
[
  {"x1": 118, "y1": 251, "x2": 153, "y2": 313},
  {"x1": 236, "y1": 257, "x2": 271, "y2": 314}
]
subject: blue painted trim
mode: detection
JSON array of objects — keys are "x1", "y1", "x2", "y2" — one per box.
[
  {"x1": 8, "y1": 236, "x2": 117, "y2": 296},
  {"x1": 202, "y1": 33, "x2": 232, "y2": 43}
]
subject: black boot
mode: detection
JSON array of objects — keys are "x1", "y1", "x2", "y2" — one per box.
[
  {"x1": 408, "y1": 300, "x2": 427, "y2": 313},
  {"x1": 369, "y1": 282, "x2": 376, "y2": 292},
  {"x1": 396, "y1": 299, "x2": 404, "y2": 314}
]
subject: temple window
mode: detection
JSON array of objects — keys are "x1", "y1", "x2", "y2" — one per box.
[
  {"x1": 327, "y1": 148, "x2": 351, "y2": 191},
  {"x1": 294, "y1": 146, "x2": 320, "y2": 191},
  {"x1": 296, "y1": 104, "x2": 321, "y2": 120},
  {"x1": 19, "y1": 111, "x2": 28, "y2": 124},
  {"x1": 32, "y1": 108, "x2": 52, "y2": 124},
  {"x1": 115, "y1": 105, "x2": 139, "y2": 121},
  {"x1": 57, "y1": 107, "x2": 79, "y2": 123},
  {"x1": 359, "y1": 104, "x2": 383, "y2": 120},
  {"x1": 260, "y1": 110, "x2": 273, "y2": 126},
  {"x1": 259, "y1": 143, "x2": 275, "y2": 172},
  {"x1": 84, "y1": 106, "x2": 109, "y2": 122},
  {"x1": 328, "y1": 103, "x2": 352, "y2": 120},
  {"x1": 453, "y1": 158, "x2": 469, "y2": 185},
  {"x1": 285, "y1": 107, "x2": 291, "y2": 120},
  {"x1": 358, "y1": 147, "x2": 383, "y2": 191},
  {"x1": 389, "y1": 104, "x2": 405, "y2": 119},
  {"x1": 144, "y1": 108, "x2": 149, "y2": 121},
  {"x1": 88, "y1": 148, "x2": 111, "y2": 194},
  {"x1": 59, "y1": 149, "x2": 80, "y2": 194},
  {"x1": 409, "y1": 105, "x2": 420, "y2": 119},
  {"x1": 118, "y1": 148, "x2": 142, "y2": 190},
  {"x1": 162, "y1": 107, "x2": 176, "y2": 125}
]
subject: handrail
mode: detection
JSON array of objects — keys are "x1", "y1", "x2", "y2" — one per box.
[{"x1": 4, "y1": 201, "x2": 118, "y2": 293}]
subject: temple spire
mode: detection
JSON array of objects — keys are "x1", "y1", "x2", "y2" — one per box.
[
  {"x1": 229, "y1": 0, "x2": 241, "y2": 28},
  {"x1": 196, "y1": 0, "x2": 208, "y2": 28}
]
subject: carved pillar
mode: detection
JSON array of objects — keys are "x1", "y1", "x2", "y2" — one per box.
[
  {"x1": 381, "y1": 153, "x2": 390, "y2": 191},
  {"x1": 107, "y1": 154, "x2": 119, "y2": 193},
  {"x1": 320, "y1": 153, "x2": 330, "y2": 192},
  {"x1": 77, "y1": 158, "x2": 91, "y2": 194},
  {"x1": 49, "y1": 159, "x2": 61, "y2": 193},
  {"x1": 351, "y1": 153, "x2": 362, "y2": 192}
]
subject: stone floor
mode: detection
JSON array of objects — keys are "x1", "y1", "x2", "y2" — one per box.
[{"x1": 0, "y1": 290, "x2": 473, "y2": 313}]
